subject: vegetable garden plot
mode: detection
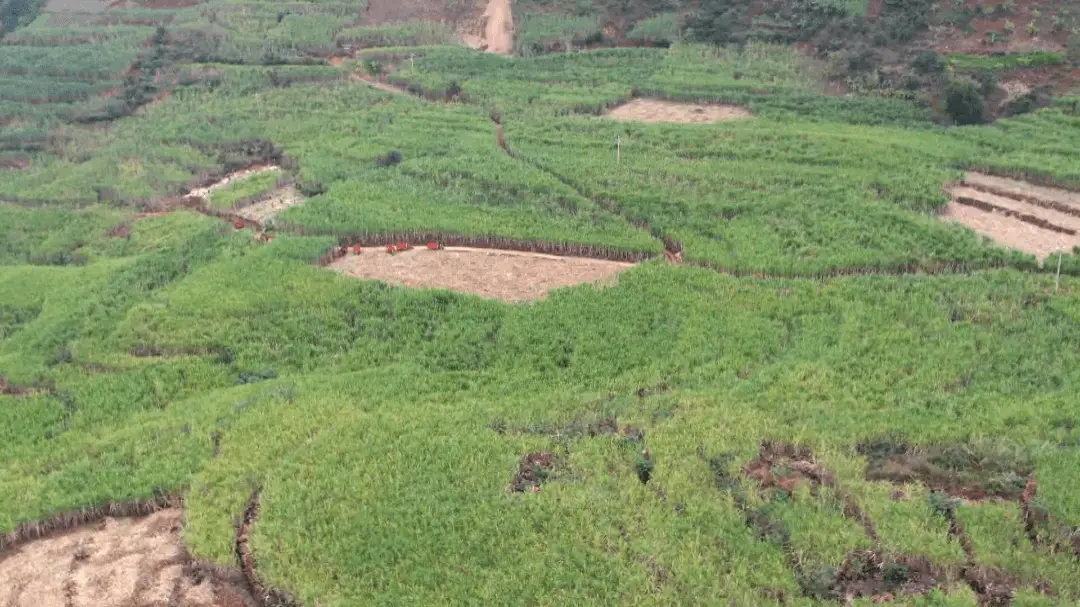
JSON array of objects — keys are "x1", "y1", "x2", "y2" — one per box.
[
  {"x1": 943, "y1": 172, "x2": 1080, "y2": 261},
  {"x1": 0, "y1": 508, "x2": 255, "y2": 607},
  {"x1": 606, "y1": 98, "x2": 752, "y2": 124},
  {"x1": 328, "y1": 246, "x2": 633, "y2": 301}
]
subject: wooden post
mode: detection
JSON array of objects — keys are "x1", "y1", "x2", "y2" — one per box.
[
  {"x1": 1056, "y1": 251, "x2": 1063, "y2": 294},
  {"x1": 409, "y1": 54, "x2": 415, "y2": 73},
  {"x1": 616, "y1": 135, "x2": 621, "y2": 164}
]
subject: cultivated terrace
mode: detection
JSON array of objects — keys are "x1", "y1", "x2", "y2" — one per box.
[{"x1": 1, "y1": 0, "x2": 1079, "y2": 605}]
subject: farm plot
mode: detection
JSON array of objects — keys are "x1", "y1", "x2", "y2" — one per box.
[
  {"x1": 606, "y1": 98, "x2": 752, "y2": 124},
  {"x1": 943, "y1": 172, "x2": 1080, "y2": 261},
  {"x1": 0, "y1": 508, "x2": 255, "y2": 607},
  {"x1": 328, "y1": 246, "x2": 633, "y2": 301}
]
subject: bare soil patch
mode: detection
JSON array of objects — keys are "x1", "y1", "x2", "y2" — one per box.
[
  {"x1": 0, "y1": 509, "x2": 255, "y2": 607},
  {"x1": 829, "y1": 549, "x2": 950, "y2": 603},
  {"x1": 509, "y1": 451, "x2": 556, "y2": 493},
  {"x1": 328, "y1": 246, "x2": 633, "y2": 302},
  {"x1": 607, "y1": 99, "x2": 752, "y2": 124},
  {"x1": 742, "y1": 440, "x2": 834, "y2": 495},
  {"x1": 858, "y1": 437, "x2": 1031, "y2": 502},
  {"x1": 476, "y1": 0, "x2": 513, "y2": 54},
  {"x1": 942, "y1": 172, "x2": 1080, "y2": 261}
]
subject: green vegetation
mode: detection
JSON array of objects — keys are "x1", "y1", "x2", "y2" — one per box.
[
  {"x1": 2, "y1": 2, "x2": 1080, "y2": 604},
  {"x1": 947, "y1": 51, "x2": 1067, "y2": 71},
  {"x1": 336, "y1": 21, "x2": 454, "y2": 48},
  {"x1": 208, "y1": 169, "x2": 283, "y2": 210},
  {"x1": 514, "y1": 12, "x2": 603, "y2": 55},
  {"x1": 626, "y1": 12, "x2": 680, "y2": 45}
]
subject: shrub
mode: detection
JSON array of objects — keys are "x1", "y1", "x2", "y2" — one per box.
[
  {"x1": 946, "y1": 79, "x2": 990, "y2": 125},
  {"x1": 1003, "y1": 88, "x2": 1053, "y2": 117},
  {"x1": 911, "y1": 50, "x2": 945, "y2": 75},
  {"x1": 375, "y1": 150, "x2": 403, "y2": 167}
]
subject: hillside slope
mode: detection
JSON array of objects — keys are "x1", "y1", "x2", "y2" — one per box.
[{"x1": 1, "y1": 0, "x2": 1079, "y2": 605}]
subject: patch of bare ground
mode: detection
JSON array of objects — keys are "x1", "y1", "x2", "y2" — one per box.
[
  {"x1": 858, "y1": 437, "x2": 1032, "y2": 502},
  {"x1": 475, "y1": 0, "x2": 513, "y2": 54},
  {"x1": 743, "y1": 440, "x2": 834, "y2": 495},
  {"x1": 509, "y1": 451, "x2": 556, "y2": 493},
  {"x1": 328, "y1": 246, "x2": 633, "y2": 302},
  {"x1": 830, "y1": 550, "x2": 950, "y2": 604},
  {"x1": 942, "y1": 172, "x2": 1080, "y2": 261},
  {"x1": 0, "y1": 508, "x2": 255, "y2": 607},
  {"x1": 606, "y1": 99, "x2": 752, "y2": 124}
]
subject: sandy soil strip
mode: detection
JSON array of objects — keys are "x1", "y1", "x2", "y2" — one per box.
[
  {"x1": 606, "y1": 99, "x2": 752, "y2": 124},
  {"x1": 328, "y1": 246, "x2": 633, "y2": 302},
  {"x1": 0, "y1": 509, "x2": 255, "y2": 607}
]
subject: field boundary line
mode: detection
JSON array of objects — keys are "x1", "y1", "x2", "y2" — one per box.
[
  {"x1": 237, "y1": 487, "x2": 299, "y2": 607},
  {"x1": 0, "y1": 494, "x2": 182, "y2": 553},
  {"x1": 495, "y1": 125, "x2": 679, "y2": 254}
]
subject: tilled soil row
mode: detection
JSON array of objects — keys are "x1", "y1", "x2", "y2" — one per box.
[
  {"x1": 953, "y1": 195, "x2": 1077, "y2": 235},
  {"x1": 962, "y1": 181, "x2": 1080, "y2": 220}
]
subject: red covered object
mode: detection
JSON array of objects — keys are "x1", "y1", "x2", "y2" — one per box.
[
  {"x1": 352, "y1": 245, "x2": 362, "y2": 254},
  {"x1": 426, "y1": 242, "x2": 442, "y2": 250},
  {"x1": 233, "y1": 220, "x2": 245, "y2": 229},
  {"x1": 395, "y1": 241, "x2": 411, "y2": 251},
  {"x1": 385, "y1": 244, "x2": 397, "y2": 254}
]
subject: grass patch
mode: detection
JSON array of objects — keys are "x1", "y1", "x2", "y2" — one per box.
[{"x1": 208, "y1": 170, "x2": 283, "y2": 210}]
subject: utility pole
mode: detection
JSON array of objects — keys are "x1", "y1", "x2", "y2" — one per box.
[{"x1": 1056, "y1": 251, "x2": 1063, "y2": 294}]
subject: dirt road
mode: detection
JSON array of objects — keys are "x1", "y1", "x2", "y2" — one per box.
[{"x1": 481, "y1": 0, "x2": 513, "y2": 54}]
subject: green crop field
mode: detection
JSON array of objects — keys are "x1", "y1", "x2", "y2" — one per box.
[{"x1": 1, "y1": 0, "x2": 1080, "y2": 604}]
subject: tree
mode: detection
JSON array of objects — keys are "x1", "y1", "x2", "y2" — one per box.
[{"x1": 945, "y1": 80, "x2": 990, "y2": 125}]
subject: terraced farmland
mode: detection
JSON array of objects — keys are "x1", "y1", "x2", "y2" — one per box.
[{"x1": 1, "y1": 0, "x2": 1080, "y2": 604}]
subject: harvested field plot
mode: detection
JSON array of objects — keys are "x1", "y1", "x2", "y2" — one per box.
[
  {"x1": 606, "y1": 99, "x2": 752, "y2": 124},
  {"x1": 0, "y1": 509, "x2": 255, "y2": 607},
  {"x1": 328, "y1": 246, "x2": 633, "y2": 301},
  {"x1": 943, "y1": 172, "x2": 1080, "y2": 261}
]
